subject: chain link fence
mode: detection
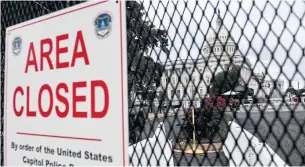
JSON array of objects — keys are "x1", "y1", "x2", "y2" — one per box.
[{"x1": 1, "y1": 0, "x2": 305, "y2": 166}]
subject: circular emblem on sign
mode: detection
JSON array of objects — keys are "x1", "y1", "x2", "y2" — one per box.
[
  {"x1": 12, "y1": 37, "x2": 22, "y2": 55},
  {"x1": 94, "y1": 13, "x2": 112, "y2": 39}
]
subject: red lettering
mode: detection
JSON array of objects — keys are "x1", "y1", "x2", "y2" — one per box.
[
  {"x1": 13, "y1": 86, "x2": 24, "y2": 117},
  {"x1": 91, "y1": 80, "x2": 109, "y2": 118},
  {"x1": 25, "y1": 42, "x2": 38, "y2": 73},
  {"x1": 40, "y1": 38, "x2": 54, "y2": 71},
  {"x1": 71, "y1": 31, "x2": 89, "y2": 67},
  {"x1": 72, "y1": 81, "x2": 87, "y2": 118},
  {"x1": 25, "y1": 31, "x2": 90, "y2": 73},
  {"x1": 38, "y1": 84, "x2": 53, "y2": 117},
  {"x1": 13, "y1": 80, "x2": 109, "y2": 118},
  {"x1": 26, "y1": 86, "x2": 36, "y2": 117},
  {"x1": 56, "y1": 34, "x2": 69, "y2": 69},
  {"x1": 56, "y1": 83, "x2": 69, "y2": 118}
]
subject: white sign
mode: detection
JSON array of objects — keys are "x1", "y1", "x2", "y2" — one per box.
[{"x1": 4, "y1": 1, "x2": 128, "y2": 166}]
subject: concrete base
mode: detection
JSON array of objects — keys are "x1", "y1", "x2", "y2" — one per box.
[
  {"x1": 223, "y1": 121, "x2": 289, "y2": 167},
  {"x1": 129, "y1": 122, "x2": 174, "y2": 166},
  {"x1": 173, "y1": 143, "x2": 222, "y2": 154}
]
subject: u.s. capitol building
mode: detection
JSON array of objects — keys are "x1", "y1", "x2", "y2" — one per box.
[{"x1": 157, "y1": 12, "x2": 284, "y2": 108}]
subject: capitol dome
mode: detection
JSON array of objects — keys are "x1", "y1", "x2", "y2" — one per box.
[{"x1": 202, "y1": 10, "x2": 240, "y2": 58}]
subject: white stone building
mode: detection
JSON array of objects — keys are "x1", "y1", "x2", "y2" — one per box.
[
  {"x1": 158, "y1": 11, "x2": 251, "y2": 108},
  {"x1": 158, "y1": 11, "x2": 284, "y2": 108}
]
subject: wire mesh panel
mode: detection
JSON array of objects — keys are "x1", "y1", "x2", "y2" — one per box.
[{"x1": 1, "y1": 0, "x2": 305, "y2": 166}]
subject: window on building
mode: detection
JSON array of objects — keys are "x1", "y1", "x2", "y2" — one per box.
[
  {"x1": 192, "y1": 77, "x2": 196, "y2": 83},
  {"x1": 185, "y1": 77, "x2": 189, "y2": 84},
  {"x1": 171, "y1": 90, "x2": 174, "y2": 97},
  {"x1": 176, "y1": 68, "x2": 182, "y2": 75},
  {"x1": 200, "y1": 88, "x2": 203, "y2": 95},
  {"x1": 172, "y1": 78, "x2": 176, "y2": 85},
  {"x1": 206, "y1": 76, "x2": 210, "y2": 84},
  {"x1": 177, "y1": 89, "x2": 181, "y2": 98}
]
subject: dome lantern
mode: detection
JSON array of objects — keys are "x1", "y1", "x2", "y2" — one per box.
[{"x1": 216, "y1": 9, "x2": 221, "y2": 31}]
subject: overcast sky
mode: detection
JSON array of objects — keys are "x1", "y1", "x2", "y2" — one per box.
[{"x1": 140, "y1": 0, "x2": 305, "y2": 90}]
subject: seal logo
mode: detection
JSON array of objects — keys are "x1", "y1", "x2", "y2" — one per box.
[
  {"x1": 94, "y1": 13, "x2": 112, "y2": 38},
  {"x1": 12, "y1": 37, "x2": 22, "y2": 55}
]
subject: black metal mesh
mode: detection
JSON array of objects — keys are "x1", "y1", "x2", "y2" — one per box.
[{"x1": 1, "y1": 1, "x2": 305, "y2": 166}]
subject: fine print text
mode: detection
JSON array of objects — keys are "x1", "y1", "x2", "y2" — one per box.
[{"x1": 11, "y1": 142, "x2": 113, "y2": 166}]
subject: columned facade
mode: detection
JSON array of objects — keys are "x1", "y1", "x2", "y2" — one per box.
[
  {"x1": 157, "y1": 11, "x2": 284, "y2": 108},
  {"x1": 159, "y1": 11, "x2": 252, "y2": 108}
]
